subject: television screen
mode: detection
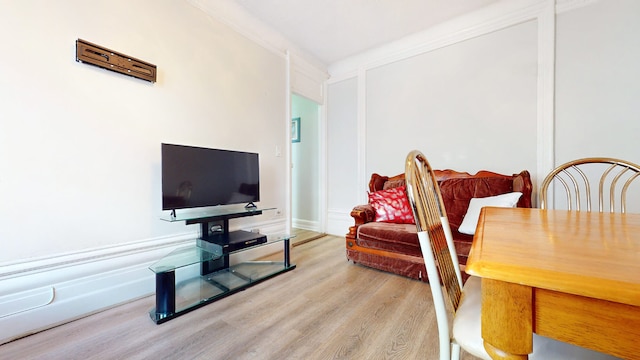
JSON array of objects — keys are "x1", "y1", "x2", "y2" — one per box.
[{"x1": 161, "y1": 143, "x2": 260, "y2": 210}]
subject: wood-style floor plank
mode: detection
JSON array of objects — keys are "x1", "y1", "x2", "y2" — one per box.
[{"x1": 0, "y1": 235, "x2": 479, "y2": 360}]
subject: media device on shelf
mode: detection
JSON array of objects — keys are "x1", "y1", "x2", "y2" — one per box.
[{"x1": 161, "y1": 143, "x2": 266, "y2": 251}]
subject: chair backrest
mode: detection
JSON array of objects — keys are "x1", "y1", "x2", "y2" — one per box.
[
  {"x1": 540, "y1": 157, "x2": 640, "y2": 213},
  {"x1": 405, "y1": 150, "x2": 463, "y2": 360}
]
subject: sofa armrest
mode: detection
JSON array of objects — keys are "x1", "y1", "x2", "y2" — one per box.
[
  {"x1": 346, "y1": 204, "x2": 375, "y2": 239},
  {"x1": 351, "y1": 204, "x2": 376, "y2": 224},
  {"x1": 512, "y1": 170, "x2": 533, "y2": 208}
]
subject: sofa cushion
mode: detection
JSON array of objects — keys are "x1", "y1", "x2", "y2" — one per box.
[
  {"x1": 357, "y1": 222, "x2": 474, "y2": 265},
  {"x1": 458, "y1": 192, "x2": 522, "y2": 235},
  {"x1": 368, "y1": 186, "x2": 415, "y2": 224},
  {"x1": 439, "y1": 177, "x2": 516, "y2": 230},
  {"x1": 358, "y1": 223, "x2": 422, "y2": 257}
]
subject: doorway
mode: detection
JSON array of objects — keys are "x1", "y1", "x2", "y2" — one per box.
[{"x1": 291, "y1": 93, "x2": 325, "y2": 244}]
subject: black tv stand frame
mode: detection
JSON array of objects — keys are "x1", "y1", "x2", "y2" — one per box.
[
  {"x1": 188, "y1": 210, "x2": 265, "y2": 275},
  {"x1": 152, "y1": 207, "x2": 295, "y2": 324},
  {"x1": 187, "y1": 209, "x2": 262, "y2": 238}
]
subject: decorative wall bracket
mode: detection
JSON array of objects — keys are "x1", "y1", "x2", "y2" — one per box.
[{"x1": 75, "y1": 39, "x2": 157, "y2": 83}]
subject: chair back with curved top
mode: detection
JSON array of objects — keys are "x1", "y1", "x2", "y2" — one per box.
[
  {"x1": 405, "y1": 150, "x2": 463, "y2": 360},
  {"x1": 540, "y1": 157, "x2": 640, "y2": 213}
]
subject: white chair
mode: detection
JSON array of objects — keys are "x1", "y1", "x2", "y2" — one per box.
[
  {"x1": 540, "y1": 157, "x2": 640, "y2": 212},
  {"x1": 404, "y1": 150, "x2": 619, "y2": 360}
]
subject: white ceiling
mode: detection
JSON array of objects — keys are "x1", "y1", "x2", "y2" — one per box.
[{"x1": 232, "y1": 0, "x2": 500, "y2": 65}]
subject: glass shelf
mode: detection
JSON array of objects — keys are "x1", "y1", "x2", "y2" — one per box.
[
  {"x1": 149, "y1": 234, "x2": 294, "y2": 274},
  {"x1": 158, "y1": 261, "x2": 290, "y2": 322},
  {"x1": 160, "y1": 206, "x2": 276, "y2": 223}
]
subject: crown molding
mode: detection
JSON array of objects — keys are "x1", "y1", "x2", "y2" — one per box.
[
  {"x1": 328, "y1": 0, "x2": 549, "y2": 76},
  {"x1": 556, "y1": 0, "x2": 599, "y2": 13},
  {"x1": 186, "y1": 0, "x2": 328, "y2": 73},
  {"x1": 186, "y1": 0, "x2": 597, "y2": 80}
]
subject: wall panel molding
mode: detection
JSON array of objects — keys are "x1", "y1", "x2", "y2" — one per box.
[
  {"x1": 536, "y1": 0, "x2": 557, "y2": 205},
  {"x1": 556, "y1": 0, "x2": 599, "y2": 13},
  {"x1": 323, "y1": 0, "x2": 595, "y2": 221},
  {"x1": 356, "y1": 68, "x2": 368, "y2": 205},
  {"x1": 0, "y1": 233, "x2": 196, "y2": 284}
]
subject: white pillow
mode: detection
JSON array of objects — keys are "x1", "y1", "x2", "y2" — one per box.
[{"x1": 458, "y1": 192, "x2": 523, "y2": 235}]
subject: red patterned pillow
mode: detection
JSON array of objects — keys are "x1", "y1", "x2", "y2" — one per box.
[{"x1": 368, "y1": 186, "x2": 415, "y2": 224}]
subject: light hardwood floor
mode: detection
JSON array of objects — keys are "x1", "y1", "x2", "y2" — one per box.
[
  {"x1": 291, "y1": 228, "x2": 326, "y2": 246},
  {"x1": 1, "y1": 235, "x2": 479, "y2": 360}
]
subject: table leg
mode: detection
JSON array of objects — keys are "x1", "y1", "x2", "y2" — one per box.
[{"x1": 481, "y1": 278, "x2": 533, "y2": 360}]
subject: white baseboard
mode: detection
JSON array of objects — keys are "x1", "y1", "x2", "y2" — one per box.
[
  {"x1": 291, "y1": 218, "x2": 320, "y2": 232},
  {"x1": 326, "y1": 208, "x2": 351, "y2": 237},
  {"x1": 0, "y1": 219, "x2": 288, "y2": 345}
]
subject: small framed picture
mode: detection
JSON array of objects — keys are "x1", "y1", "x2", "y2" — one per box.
[{"x1": 291, "y1": 117, "x2": 301, "y2": 143}]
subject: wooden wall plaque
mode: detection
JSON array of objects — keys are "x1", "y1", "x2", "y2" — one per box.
[{"x1": 75, "y1": 39, "x2": 157, "y2": 83}]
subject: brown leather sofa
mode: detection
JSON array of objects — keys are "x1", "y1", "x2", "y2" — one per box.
[{"x1": 346, "y1": 170, "x2": 533, "y2": 282}]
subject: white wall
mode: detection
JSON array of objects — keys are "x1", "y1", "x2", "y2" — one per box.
[
  {"x1": 366, "y1": 20, "x2": 538, "y2": 177},
  {"x1": 555, "y1": 0, "x2": 640, "y2": 212},
  {"x1": 326, "y1": 78, "x2": 359, "y2": 235},
  {"x1": 325, "y1": 0, "x2": 640, "y2": 234},
  {"x1": 555, "y1": 0, "x2": 640, "y2": 161},
  {"x1": 0, "y1": 0, "x2": 289, "y2": 262},
  {"x1": 0, "y1": 0, "x2": 291, "y2": 343}
]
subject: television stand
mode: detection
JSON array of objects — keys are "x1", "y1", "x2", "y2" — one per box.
[{"x1": 151, "y1": 207, "x2": 295, "y2": 324}]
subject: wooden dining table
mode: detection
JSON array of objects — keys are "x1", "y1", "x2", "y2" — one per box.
[{"x1": 465, "y1": 207, "x2": 640, "y2": 360}]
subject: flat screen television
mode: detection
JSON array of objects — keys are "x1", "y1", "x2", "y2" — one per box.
[{"x1": 161, "y1": 143, "x2": 260, "y2": 211}]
